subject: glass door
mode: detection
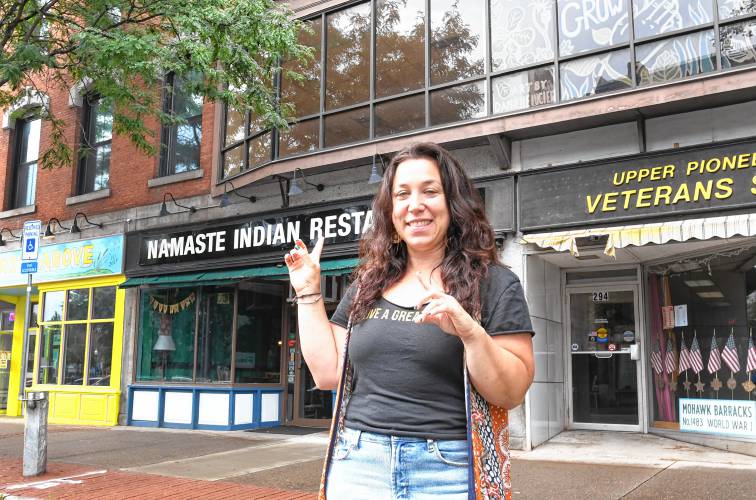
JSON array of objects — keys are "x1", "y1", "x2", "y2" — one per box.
[{"x1": 568, "y1": 287, "x2": 642, "y2": 429}]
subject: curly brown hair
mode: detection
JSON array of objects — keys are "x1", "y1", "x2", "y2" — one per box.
[{"x1": 350, "y1": 142, "x2": 499, "y2": 322}]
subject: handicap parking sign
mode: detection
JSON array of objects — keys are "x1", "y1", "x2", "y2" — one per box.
[{"x1": 21, "y1": 220, "x2": 41, "y2": 263}]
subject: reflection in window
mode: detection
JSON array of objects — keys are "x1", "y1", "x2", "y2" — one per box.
[
  {"x1": 326, "y1": 3, "x2": 371, "y2": 109},
  {"x1": 92, "y1": 287, "x2": 116, "y2": 319},
  {"x1": 279, "y1": 119, "x2": 320, "y2": 158},
  {"x1": 721, "y1": 20, "x2": 756, "y2": 69},
  {"x1": 77, "y1": 94, "x2": 113, "y2": 194},
  {"x1": 719, "y1": 0, "x2": 756, "y2": 20},
  {"x1": 376, "y1": 0, "x2": 425, "y2": 97},
  {"x1": 281, "y1": 18, "x2": 322, "y2": 118},
  {"x1": 430, "y1": 0, "x2": 485, "y2": 85},
  {"x1": 636, "y1": 30, "x2": 716, "y2": 86},
  {"x1": 491, "y1": 0, "x2": 555, "y2": 72},
  {"x1": 43, "y1": 291, "x2": 64, "y2": 322},
  {"x1": 633, "y1": 0, "x2": 713, "y2": 39},
  {"x1": 62, "y1": 324, "x2": 86, "y2": 385},
  {"x1": 88, "y1": 323, "x2": 113, "y2": 386},
  {"x1": 492, "y1": 67, "x2": 555, "y2": 114},
  {"x1": 196, "y1": 287, "x2": 234, "y2": 383},
  {"x1": 160, "y1": 72, "x2": 203, "y2": 176},
  {"x1": 558, "y1": 0, "x2": 629, "y2": 56},
  {"x1": 235, "y1": 282, "x2": 283, "y2": 384},
  {"x1": 66, "y1": 288, "x2": 89, "y2": 321},
  {"x1": 430, "y1": 80, "x2": 486, "y2": 125},
  {"x1": 375, "y1": 94, "x2": 425, "y2": 137},
  {"x1": 324, "y1": 107, "x2": 370, "y2": 147},
  {"x1": 12, "y1": 116, "x2": 40, "y2": 208},
  {"x1": 38, "y1": 325, "x2": 61, "y2": 384},
  {"x1": 247, "y1": 133, "x2": 272, "y2": 170},
  {"x1": 560, "y1": 49, "x2": 632, "y2": 100},
  {"x1": 224, "y1": 106, "x2": 246, "y2": 146},
  {"x1": 223, "y1": 145, "x2": 244, "y2": 178}
]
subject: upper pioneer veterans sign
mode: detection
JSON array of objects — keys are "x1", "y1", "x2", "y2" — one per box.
[
  {"x1": 139, "y1": 205, "x2": 373, "y2": 266},
  {"x1": 518, "y1": 140, "x2": 756, "y2": 230}
]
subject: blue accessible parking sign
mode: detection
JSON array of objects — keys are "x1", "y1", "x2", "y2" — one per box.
[{"x1": 21, "y1": 261, "x2": 38, "y2": 274}]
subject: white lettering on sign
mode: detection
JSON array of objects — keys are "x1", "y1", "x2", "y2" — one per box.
[
  {"x1": 146, "y1": 210, "x2": 374, "y2": 261},
  {"x1": 679, "y1": 399, "x2": 756, "y2": 437}
]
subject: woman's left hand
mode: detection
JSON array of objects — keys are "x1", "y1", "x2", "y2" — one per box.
[{"x1": 413, "y1": 273, "x2": 483, "y2": 341}]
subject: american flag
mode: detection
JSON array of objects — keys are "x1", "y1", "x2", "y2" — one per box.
[
  {"x1": 722, "y1": 331, "x2": 740, "y2": 373},
  {"x1": 665, "y1": 337, "x2": 676, "y2": 374},
  {"x1": 678, "y1": 335, "x2": 690, "y2": 374},
  {"x1": 689, "y1": 335, "x2": 704, "y2": 374},
  {"x1": 707, "y1": 333, "x2": 721, "y2": 374},
  {"x1": 650, "y1": 341, "x2": 663, "y2": 374},
  {"x1": 747, "y1": 335, "x2": 756, "y2": 373}
]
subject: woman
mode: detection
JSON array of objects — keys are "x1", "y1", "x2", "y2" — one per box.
[{"x1": 284, "y1": 142, "x2": 535, "y2": 500}]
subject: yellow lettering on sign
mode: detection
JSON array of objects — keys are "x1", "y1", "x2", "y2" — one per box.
[
  {"x1": 601, "y1": 192, "x2": 618, "y2": 212},
  {"x1": 714, "y1": 178, "x2": 733, "y2": 199},
  {"x1": 620, "y1": 190, "x2": 637, "y2": 209},
  {"x1": 636, "y1": 187, "x2": 653, "y2": 208},
  {"x1": 693, "y1": 180, "x2": 712, "y2": 201},
  {"x1": 83, "y1": 245, "x2": 93, "y2": 265},
  {"x1": 586, "y1": 194, "x2": 602, "y2": 214},
  {"x1": 752, "y1": 175, "x2": 756, "y2": 195},
  {"x1": 653, "y1": 186, "x2": 673, "y2": 206},
  {"x1": 672, "y1": 184, "x2": 691, "y2": 204}
]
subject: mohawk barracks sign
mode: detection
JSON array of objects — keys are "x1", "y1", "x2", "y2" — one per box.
[{"x1": 518, "y1": 140, "x2": 756, "y2": 230}]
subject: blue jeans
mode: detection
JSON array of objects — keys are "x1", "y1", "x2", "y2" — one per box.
[{"x1": 326, "y1": 427, "x2": 469, "y2": 499}]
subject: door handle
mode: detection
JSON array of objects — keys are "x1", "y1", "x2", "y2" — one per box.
[
  {"x1": 594, "y1": 352, "x2": 613, "y2": 359},
  {"x1": 630, "y1": 344, "x2": 640, "y2": 361}
]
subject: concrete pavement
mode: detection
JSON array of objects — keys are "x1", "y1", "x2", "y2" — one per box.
[{"x1": 1, "y1": 418, "x2": 755, "y2": 499}]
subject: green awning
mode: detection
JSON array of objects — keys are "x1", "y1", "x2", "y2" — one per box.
[{"x1": 121, "y1": 257, "x2": 358, "y2": 288}]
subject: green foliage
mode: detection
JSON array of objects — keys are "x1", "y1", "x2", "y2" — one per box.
[{"x1": 0, "y1": 0, "x2": 312, "y2": 168}]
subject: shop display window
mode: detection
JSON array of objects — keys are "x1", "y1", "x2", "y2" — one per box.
[
  {"x1": 37, "y1": 286, "x2": 116, "y2": 386},
  {"x1": 647, "y1": 247, "x2": 756, "y2": 434},
  {"x1": 137, "y1": 281, "x2": 284, "y2": 385}
]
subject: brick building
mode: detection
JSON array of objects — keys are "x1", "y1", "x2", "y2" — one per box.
[{"x1": 2, "y1": 0, "x2": 756, "y2": 454}]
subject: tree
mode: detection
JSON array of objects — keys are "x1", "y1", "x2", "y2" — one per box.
[{"x1": 0, "y1": 0, "x2": 311, "y2": 168}]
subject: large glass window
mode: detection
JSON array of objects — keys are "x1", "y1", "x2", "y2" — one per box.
[
  {"x1": 636, "y1": 30, "x2": 716, "y2": 86},
  {"x1": 491, "y1": 0, "x2": 555, "y2": 72},
  {"x1": 37, "y1": 286, "x2": 117, "y2": 386},
  {"x1": 77, "y1": 94, "x2": 113, "y2": 194},
  {"x1": 159, "y1": 72, "x2": 203, "y2": 176},
  {"x1": 560, "y1": 49, "x2": 632, "y2": 100},
  {"x1": 647, "y1": 248, "x2": 756, "y2": 433},
  {"x1": 11, "y1": 116, "x2": 40, "y2": 208},
  {"x1": 220, "y1": 0, "x2": 756, "y2": 167},
  {"x1": 235, "y1": 282, "x2": 284, "y2": 384},
  {"x1": 558, "y1": 0, "x2": 630, "y2": 56},
  {"x1": 326, "y1": 3, "x2": 371, "y2": 110},
  {"x1": 136, "y1": 281, "x2": 285, "y2": 384},
  {"x1": 431, "y1": 0, "x2": 486, "y2": 85},
  {"x1": 633, "y1": 0, "x2": 713, "y2": 39},
  {"x1": 375, "y1": 0, "x2": 425, "y2": 98}
]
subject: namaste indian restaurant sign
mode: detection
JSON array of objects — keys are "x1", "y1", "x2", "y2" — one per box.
[{"x1": 518, "y1": 140, "x2": 756, "y2": 230}]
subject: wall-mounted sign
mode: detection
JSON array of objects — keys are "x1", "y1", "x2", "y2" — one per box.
[
  {"x1": 674, "y1": 305, "x2": 688, "y2": 327},
  {"x1": 592, "y1": 291, "x2": 609, "y2": 302},
  {"x1": 0, "y1": 235, "x2": 124, "y2": 287},
  {"x1": 136, "y1": 205, "x2": 372, "y2": 266},
  {"x1": 679, "y1": 398, "x2": 756, "y2": 437},
  {"x1": 518, "y1": 140, "x2": 756, "y2": 230}
]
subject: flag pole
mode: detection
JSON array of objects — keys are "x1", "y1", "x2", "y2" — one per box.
[{"x1": 684, "y1": 329, "x2": 690, "y2": 398}]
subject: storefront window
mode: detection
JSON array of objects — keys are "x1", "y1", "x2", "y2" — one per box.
[
  {"x1": 647, "y1": 248, "x2": 756, "y2": 435},
  {"x1": 430, "y1": 80, "x2": 487, "y2": 125},
  {"x1": 560, "y1": 49, "x2": 632, "y2": 101},
  {"x1": 719, "y1": 0, "x2": 756, "y2": 20},
  {"x1": 137, "y1": 282, "x2": 284, "y2": 385},
  {"x1": 37, "y1": 286, "x2": 117, "y2": 386},
  {"x1": 491, "y1": 0, "x2": 554, "y2": 72},
  {"x1": 430, "y1": 0, "x2": 485, "y2": 85},
  {"x1": 633, "y1": 0, "x2": 713, "y2": 39},
  {"x1": 558, "y1": 0, "x2": 630, "y2": 56},
  {"x1": 137, "y1": 287, "x2": 197, "y2": 382},
  {"x1": 375, "y1": 0, "x2": 425, "y2": 98},
  {"x1": 235, "y1": 282, "x2": 283, "y2": 384},
  {"x1": 325, "y1": 3, "x2": 371, "y2": 110},
  {"x1": 492, "y1": 66, "x2": 555, "y2": 114},
  {"x1": 196, "y1": 286, "x2": 234, "y2": 383},
  {"x1": 721, "y1": 19, "x2": 756, "y2": 69}
]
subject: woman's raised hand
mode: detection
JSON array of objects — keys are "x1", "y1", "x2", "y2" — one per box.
[
  {"x1": 284, "y1": 238, "x2": 324, "y2": 296},
  {"x1": 413, "y1": 272, "x2": 482, "y2": 341}
]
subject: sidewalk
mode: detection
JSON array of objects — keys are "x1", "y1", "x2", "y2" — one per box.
[{"x1": 2, "y1": 418, "x2": 756, "y2": 499}]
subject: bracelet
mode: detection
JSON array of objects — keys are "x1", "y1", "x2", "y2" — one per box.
[{"x1": 297, "y1": 294, "x2": 322, "y2": 305}]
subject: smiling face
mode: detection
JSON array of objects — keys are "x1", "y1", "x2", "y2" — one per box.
[{"x1": 391, "y1": 157, "x2": 450, "y2": 256}]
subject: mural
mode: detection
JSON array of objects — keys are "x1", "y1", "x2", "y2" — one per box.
[
  {"x1": 718, "y1": 0, "x2": 756, "y2": 21},
  {"x1": 558, "y1": 0, "x2": 629, "y2": 56},
  {"x1": 636, "y1": 30, "x2": 716, "y2": 86},
  {"x1": 560, "y1": 49, "x2": 632, "y2": 101},
  {"x1": 633, "y1": 0, "x2": 713, "y2": 39},
  {"x1": 491, "y1": 0, "x2": 555, "y2": 71},
  {"x1": 721, "y1": 19, "x2": 756, "y2": 69},
  {"x1": 492, "y1": 66, "x2": 555, "y2": 114}
]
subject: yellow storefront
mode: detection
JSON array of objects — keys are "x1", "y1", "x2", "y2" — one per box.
[{"x1": 0, "y1": 234, "x2": 125, "y2": 425}]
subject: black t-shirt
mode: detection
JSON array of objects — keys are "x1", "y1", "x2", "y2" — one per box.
[{"x1": 330, "y1": 264, "x2": 534, "y2": 440}]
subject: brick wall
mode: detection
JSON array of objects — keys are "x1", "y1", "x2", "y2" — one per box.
[{"x1": 0, "y1": 84, "x2": 213, "y2": 231}]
